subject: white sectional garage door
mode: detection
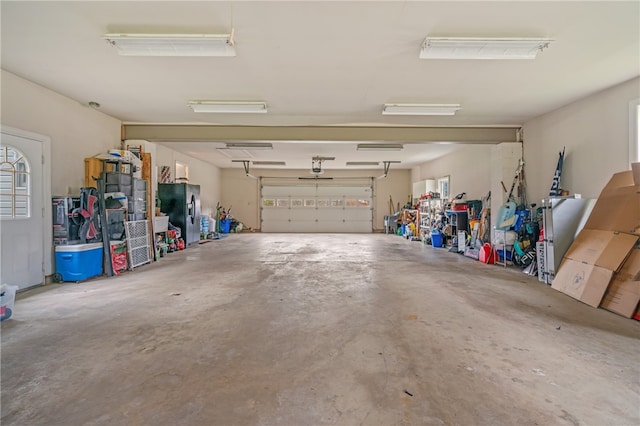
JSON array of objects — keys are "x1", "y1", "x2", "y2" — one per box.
[{"x1": 261, "y1": 179, "x2": 373, "y2": 233}]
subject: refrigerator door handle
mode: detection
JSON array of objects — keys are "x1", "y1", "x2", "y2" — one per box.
[{"x1": 188, "y1": 195, "x2": 196, "y2": 224}]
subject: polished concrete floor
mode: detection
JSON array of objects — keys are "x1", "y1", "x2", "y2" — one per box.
[{"x1": 2, "y1": 233, "x2": 639, "y2": 425}]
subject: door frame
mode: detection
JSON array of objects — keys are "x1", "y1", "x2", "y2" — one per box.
[{"x1": 1, "y1": 125, "x2": 52, "y2": 280}]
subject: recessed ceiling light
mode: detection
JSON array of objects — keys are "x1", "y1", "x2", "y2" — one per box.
[
  {"x1": 356, "y1": 144, "x2": 404, "y2": 151},
  {"x1": 188, "y1": 101, "x2": 267, "y2": 113},
  {"x1": 420, "y1": 37, "x2": 553, "y2": 60},
  {"x1": 382, "y1": 104, "x2": 461, "y2": 116},
  {"x1": 103, "y1": 33, "x2": 236, "y2": 57}
]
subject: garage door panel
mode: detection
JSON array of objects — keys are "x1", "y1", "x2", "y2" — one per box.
[
  {"x1": 261, "y1": 181, "x2": 372, "y2": 233},
  {"x1": 317, "y1": 221, "x2": 348, "y2": 232},
  {"x1": 343, "y1": 208, "x2": 372, "y2": 220}
]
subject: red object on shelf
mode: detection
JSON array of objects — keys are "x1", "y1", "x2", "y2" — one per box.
[{"x1": 451, "y1": 203, "x2": 468, "y2": 211}]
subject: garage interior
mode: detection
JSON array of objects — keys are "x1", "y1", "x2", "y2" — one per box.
[{"x1": 1, "y1": 1, "x2": 639, "y2": 425}]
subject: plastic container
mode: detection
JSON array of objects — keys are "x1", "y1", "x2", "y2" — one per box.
[
  {"x1": 55, "y1": 243, "x2": 103, "y2": 282},
  {"x1": 0, "y1": 284, "x2": 18, "y2": 321},
  {"x1": 479, "y1": 243, "x2": 496, "y2": 264},
  {"x1": 220, "y1": 219, "x2": 231, "y2": 233},
  {"x1": 200, "y1": 216, "x2": 210, "y2": 234},
  {"x1": 431, "y1": 230, "x2": 443, "y2": 248}
]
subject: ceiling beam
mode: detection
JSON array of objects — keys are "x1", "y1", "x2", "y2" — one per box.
[{"x1": 123, "y1": 125, "x2": 519, "y2": 144}]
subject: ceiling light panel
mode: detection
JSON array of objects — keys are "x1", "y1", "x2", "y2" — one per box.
[
  {"x1": 252, "y1": 161, "x2": 286, "y2": 166},
  {"x1": 346, "y1": 162, "x2": 380, "y2": 166},
  {"x1": 103, "y1": 33, "x2": 236, "y2": 57},
  {"x1": 383, "y1": 104, "x2": 461, "y2": 116},
  {"x1": 188, "y1": 101, "x2": 267, "y2": 114},
  {"x1": 216, "y1": 148, "x2": 252, "y2": 159},
  {"x1": 420, "y1": 37, "x2": 553, "y2": 60},
  {"x1": 225, "y1": 142, "x2": 273, "y2": 150},
  {"x1": 356, "y1": 144, "x2": 404, "y2": 151}
]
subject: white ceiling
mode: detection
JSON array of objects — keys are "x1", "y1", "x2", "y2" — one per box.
[{"x1": 2, "y1": 1, "x2": 639, "y2": 170}]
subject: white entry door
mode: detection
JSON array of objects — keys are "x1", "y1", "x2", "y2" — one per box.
[
  {"x1": 261, "y1": 180, "x2": 373, "y2": 233},
  {"x1": 1, "y1": 131, "x2": 44, "y2": 290}
]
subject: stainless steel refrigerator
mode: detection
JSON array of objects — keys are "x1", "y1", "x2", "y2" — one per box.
[{"x1": 158, "y1": 183, "x2": 201, "y2": 246}]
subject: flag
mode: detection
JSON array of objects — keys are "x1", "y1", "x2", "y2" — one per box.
[{"x1": 549, "y1": 147, "x2": 565, "y2": 196}]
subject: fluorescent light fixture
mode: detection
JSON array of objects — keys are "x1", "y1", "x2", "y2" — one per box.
[
  {"x1": 299, "y1": 177, "x2": 333, "y2": 180},
  {"x1": 225, "y1": 142, "x2": 272, "y2": 150},
  {"x1": 356, "y1": 144, "x2": 403, "y2": 151},
  {"x1": 346, "y1": 161, "x2": 380, "y2": 166},
  {"x1": 103, "y1": 33, "x2": 236, "y2": 57},
  {"x1": 383, "y1": 103, "x2": 461, "y2": 116},
  {"x1": 420, "y1": 37, "x2": 553, "y2": 60},
  {"x1": 252, "y1": 161, "x2": 286, "y2": 166},
  {"x1": 188, "y1": 101, "x2": 267, "y2": 114}
]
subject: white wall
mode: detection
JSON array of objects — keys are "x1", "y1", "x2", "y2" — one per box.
[
  {"x1": 154, "y1": 144, "x2": 221, "y2": 218},
  {"x1": 414, "y1": 145, "x2": 493, "y2": 201},
  {"x1": 1, "y1": 70, "x2": 121, "y2": 195},
  {"x1": 523, "y1": 76, "x2": 640, "y2": 203},
  {"x1": 221, "y1": 168, "x2": 411, "y2": 231},
  {"x1": 1, "y1": 69, "x2": 121, "y2": 275}
]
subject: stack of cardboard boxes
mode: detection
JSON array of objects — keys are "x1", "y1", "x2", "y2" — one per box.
[{"x1": 552, "y1": 163, "x2": 640, "y2": 319}]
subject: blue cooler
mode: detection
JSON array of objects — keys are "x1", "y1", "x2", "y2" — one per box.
[
  {"x1": 431, "y1": 230, "x2": 443, "y2": 248},
  {"x1": 55, "y1": 243, "x2": 103, "y2": 282}
]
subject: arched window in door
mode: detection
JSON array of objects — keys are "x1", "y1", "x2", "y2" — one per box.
[{"x1": 0, "y1": 145, "x2": 31, "y2": 218}]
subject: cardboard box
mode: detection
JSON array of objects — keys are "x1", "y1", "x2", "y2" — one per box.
[
  {"x1": 552, "y1": 260, "x2": 614, "y2": 307},
  {"x1": 552, "y1": 163, "x2": 640, "y2": 309},
  {"x1": 563, "y1": 230, "x2": 638, "y2": 271},
  {"x1": 600, "y1": 248, "x2": 640, "y2": 318},
  {"x1": 583, "y1": 164, "x2": 640, "y2": 235},
  {"x1": 552, "y1": 230, "x2": 638, "y2": 307}
]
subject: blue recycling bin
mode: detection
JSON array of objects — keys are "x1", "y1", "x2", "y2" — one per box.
[
  {"x1": 220, "y1": 219, "x2": 231, "y2": 233},
  {"x1": 431, "y1": 230, "x2": 443, "y2": 248}
]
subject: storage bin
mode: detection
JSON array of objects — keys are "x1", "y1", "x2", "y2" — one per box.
[
  {"x1": 431, "y1": 230, "x2": 443, "y2": 248},
  {"x1": 133, "y1": 178, "x2": 147, "y2": 190},
  {"x1": 0, "y1": 284, "x2": 18, "y2": 321},
  {"x1": 105, "y1": 172, "x2": 132, "y2": 186},
  {"x1": 55, "y1": 243, "x2": 103, "y2": 282},
  {"x1": 220, "y1": 219, "x2": 231, "y2": 233}
]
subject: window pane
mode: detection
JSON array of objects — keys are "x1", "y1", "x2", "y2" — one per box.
[
  {"x1": 0, "y1": 201, "x2": 12, "y2": 217},
  {"x1": 0, "y1": 171, "x2": 12, "y2": 194},
  {"x1": 15, "y1": 158, "x2": 29, "y2": 173},
  {"x1": 14, "y1": 195, "x2": 29, "y2": 217},
  {"x1": 0, "y1": 146, "x2": 32, "y2": 218},
  {"x1": 15, "y1": 172, "x2": 29, "y2": 191}
]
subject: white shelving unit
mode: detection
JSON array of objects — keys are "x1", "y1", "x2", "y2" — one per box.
[{"x1": 419, "y1": 198, "x2": 442, "y2": 240}]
